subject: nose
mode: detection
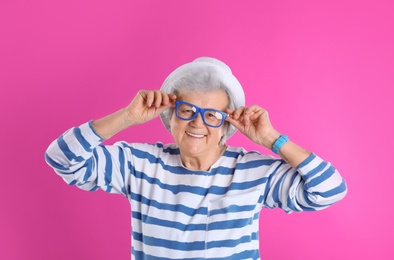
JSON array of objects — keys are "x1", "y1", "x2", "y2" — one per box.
[{"x1": 190, "y1": 112, "x2": 205, "y2": 127}]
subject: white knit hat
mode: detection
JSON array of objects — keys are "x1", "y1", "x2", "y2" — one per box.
[{"x1": 160, "y1": 57, "x2": 245, "y2": 140}]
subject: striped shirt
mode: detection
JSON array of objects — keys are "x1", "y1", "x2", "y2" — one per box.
[{"x1": 45, "y1": 121, "x2": 347, "y2": 259}]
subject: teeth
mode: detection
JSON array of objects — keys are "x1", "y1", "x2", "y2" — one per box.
[{"x1": 186, "y1": 132, "x2": 205, "y2": 138}]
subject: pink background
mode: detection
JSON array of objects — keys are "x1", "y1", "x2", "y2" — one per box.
[{"x1": 1, "y1": 0, "x2": 393, "y2": 259}]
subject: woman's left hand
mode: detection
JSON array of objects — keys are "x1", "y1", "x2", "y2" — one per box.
[{"x1": 226, "y1": 105, "x2": 281, "y2": 149}]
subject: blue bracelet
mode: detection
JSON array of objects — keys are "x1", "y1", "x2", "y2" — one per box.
[{"x1": 272, "y1": 135, "x2": 289, "y2": 154}]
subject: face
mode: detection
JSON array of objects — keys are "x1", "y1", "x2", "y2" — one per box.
[{"x1": 170, "y1": 89, "x2": 229, "y2": 157}]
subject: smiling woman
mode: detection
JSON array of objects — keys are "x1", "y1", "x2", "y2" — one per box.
[{"x1": 45, "y1": 57, "x2": 347, "y2": 259}]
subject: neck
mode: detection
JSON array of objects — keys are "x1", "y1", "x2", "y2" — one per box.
[{"x1": 180, "y1": 145, "x2": 227, "y2": 171}]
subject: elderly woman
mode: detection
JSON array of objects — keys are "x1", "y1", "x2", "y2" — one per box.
[{"x1": 45, "y1": 57, "x2": 347, "y2": 259}]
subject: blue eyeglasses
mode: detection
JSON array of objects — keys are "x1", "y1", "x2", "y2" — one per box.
[{"x1": 174, "y1": 100, "x2": 228, "y2": 128}]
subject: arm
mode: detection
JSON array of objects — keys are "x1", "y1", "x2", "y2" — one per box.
[
  {"x1": 226, "y1": 105, "x2": 347, "y2": 211},
  {"x1": 92, "y1": 90, "x2": 176, "y2": 140},
  {"x1": 45, "y1": 90, "x2": 176, "y2": 194},
  {"x1": 45, "y1": 121, "x2": 130, "y2": 194},
  {"x1": 250, "y1": 126, "x2": 312, "y2": 168},
  {"x1": 227, "y1": 105, "x2": 312, "y2": 167},
  {"x1": 260, "y1": 152, "x2": 347, "y2": 212}
]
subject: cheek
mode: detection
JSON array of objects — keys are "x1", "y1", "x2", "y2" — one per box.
[{"x1": 169, "y1": 115, "x2": 185, "y2": 135}]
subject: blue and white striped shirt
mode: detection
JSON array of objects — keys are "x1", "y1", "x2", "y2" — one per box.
[{"x1": 45, "y1": 121, "x2": 347, "y2": 259}]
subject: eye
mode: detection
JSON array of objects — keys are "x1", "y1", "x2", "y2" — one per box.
[
  {"x1": 206, "y1": 112, "x2": 215, "y2": 117},
  {"x1": 206, "y1": 111, "x2": 223, "y2": 120},
  {"x1": 178, "y1": 104, "x2": 196, "y2": 118},
  {"x1": 182, "y1": 108, "x2": 193, "y2": 114},
  {"x1": 183, "y1": 106, "x2": 196, "y2": 113}
]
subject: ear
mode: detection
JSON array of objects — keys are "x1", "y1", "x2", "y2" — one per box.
[{"x1": 218, "y1": 135, "x2": 226, "y2": 146}]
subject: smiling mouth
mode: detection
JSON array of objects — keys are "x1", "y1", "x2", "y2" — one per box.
[{"x1": 185, "y1": 131, "x2": 205, "y2": 138}]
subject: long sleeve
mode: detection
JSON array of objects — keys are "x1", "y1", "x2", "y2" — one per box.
[
  {"x1": 262, "y1": 153, "x2": 348, "y2": 213},
  {"x1": 45, "y1": 121, "x2": 131, "y2": 196},
  {"x1": 44, "y1": 128, "x2": 348, "y2": 258}
]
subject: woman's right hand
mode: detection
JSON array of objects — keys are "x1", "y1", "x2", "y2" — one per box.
[
  {"x1": 92, "y1": 90, "x2": 176, "y2": 140},
  {"x1": 125, "y1": 90, "x2": 177, "y2": 126}
]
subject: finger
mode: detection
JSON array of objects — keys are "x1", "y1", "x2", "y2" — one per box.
[
  {"x1": 244, "y1": 105, "x2": 262, "y2": 115},
  {"x1": 226, "y1": 109, "x2": 248, "y2": 128},
  {"x1": 244, "y1": 105, "x2": 266, "y2": 122},
  {"x1": 249, "y1": 109, "x2": 264, "y2": 121},
  {"x1": 225, "y1": 115, "x2": 244, "y2": 130},
  {"x1": 226, "y1": 108, "x2": 234, "y2": 114},
  {"x1": 162, "y1": 92, "x2": 177, "y2": 107},
  {"x1": 162, "y1": 92, "x2": 170, "y2": 106},
  {"x1": 169, "y1": 94, "x2": 177, "y2": 105},
  {"x1": 231, "y1": 106, "x2": 245, "y2": 120},
  {"x1": 146, "y1": 91, "x2": 155, "y2": 107},
  {"x1": 153, "y1": 91, "x2": 163, "y2": 108},
  {"x1": 243, "y1": 112, "x2": 251, "y2": 126},
  {"x1": 244, "y1": 106, "x2": 264, "y2": 120},
  {"x1": 239, "y1": 107, "x2": 256, "y2": 125}
]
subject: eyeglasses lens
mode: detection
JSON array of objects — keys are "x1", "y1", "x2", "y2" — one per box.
[
  {"x1": 203, "y1": 110, "x2": 223, "y2": 126},
  {"x1": 176, "y1": 103, "x2": 196, "y2": 119}
]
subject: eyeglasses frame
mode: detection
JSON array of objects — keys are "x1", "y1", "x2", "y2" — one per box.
[{"x1": 174, "y1": 100, "x2": 229, "y2": 128}]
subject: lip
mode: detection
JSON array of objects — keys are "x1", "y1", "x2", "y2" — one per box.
[{"x1": 185, "y1": 131, "x2": 206, "y2": 138}]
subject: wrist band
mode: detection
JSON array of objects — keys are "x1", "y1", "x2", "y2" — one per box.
[{"x1": 272, "y1": 135, "x2": 289, "y2": 154}]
